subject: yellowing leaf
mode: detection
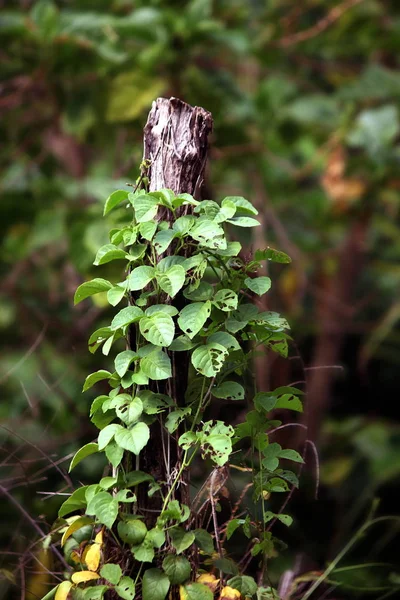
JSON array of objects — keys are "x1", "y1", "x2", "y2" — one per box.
[
  {"x1": 61, "y1": 516, "x2": 93, "y2": 547},
  {"x1": 219, "y1": 586, "x2": 241, "y2": 600},
  {"x1": 71, "y1": 571, "x2": 100, "y2": 584},
  {"x1": 55, "y1": 581, "x2": 73, "y2": 600},
  {"x1": 85, "y1": 543, "x2": 101, "y2": 572},
  {"x1": 95, "y1": 529, "x2": 104, "y2": 545},
  {"x1": 197, "y1": 573, "x2": 220, "y2": 592}
]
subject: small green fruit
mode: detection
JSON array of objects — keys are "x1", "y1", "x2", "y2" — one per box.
[{"x1": 118, "y1": 519, "x2": 147, "y2": 545}]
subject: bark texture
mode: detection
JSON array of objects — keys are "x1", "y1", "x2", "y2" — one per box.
[
  {"x1": 143, "y1": 97, "x2": 213, "y2": 196},
  {"x1": 137, "y1": 97, "x2": 213, "y2": 521}
]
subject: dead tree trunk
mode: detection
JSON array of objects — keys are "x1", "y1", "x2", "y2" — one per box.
[{"x1": 136, "y1": 97, "x2": 213, "y2": 521}]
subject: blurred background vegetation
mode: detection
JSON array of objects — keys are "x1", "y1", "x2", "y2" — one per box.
[{"x1": 1, "y1": 0, "x2": 400, "y2": 598}]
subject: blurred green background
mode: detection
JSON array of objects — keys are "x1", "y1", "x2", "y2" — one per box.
[{"x1": 1, "y1": 0, "x2": 400, "y2": 598}]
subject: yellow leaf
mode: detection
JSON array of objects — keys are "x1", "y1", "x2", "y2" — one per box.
[
  {"x1": 179, "y1": 585, "x2": 188, "y2": 600},
  {"x1": 61, "y1": 516, "x2": 93, "y2": 547},
  {"x1": 94, "y1": 529, "x2": 104, "y2": 545},
  {"x1": 197, "y1": 573, "x2": 220, "y2": 592},
  {"x1": 219, "y1": 586, "x2": 241, "y2": 600},
  {"x1": 85, "y1": 543, "x2": 101, "y2": 572},
  {"x1": 55, "y1": 581, "x2": 73, "y2": 600},
  {"x1": 71, "y1": 571, "x2": 100, "y2": 584}
]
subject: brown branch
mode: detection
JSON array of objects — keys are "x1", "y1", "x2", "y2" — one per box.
[{"x1": 277, "y1": 0, "x2": 364, "y2": 47}]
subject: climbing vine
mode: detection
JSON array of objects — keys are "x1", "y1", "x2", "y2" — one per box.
[{"x1": 48, "y1": 171, "x2": 304, "y2": 600}]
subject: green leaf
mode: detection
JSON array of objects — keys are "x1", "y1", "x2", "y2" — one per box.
[
  {"x1": 86, "y1": 491, "x2": 118, "y2": 529},
  {"x1": 169, "y1": 335, "x2": 196, "y2": 351},
  {"x1": 139, "y1": 221, "x2": 157, "y2": 241},
  {"x1": 154, "y1": 229, "x2": 176, "y2": 254},
  {"x1": 183, "y1": 281, "x2": 214, "y2": 301},
  {"x1": 145, "y1": 304, "x2": 178, "y2": 317},
  {"x1": 115, "y1": 576, "x2": 136, "y2": 600},
  {"x1": 222, "y1": 196, "x2": 258, "y2": 215},
  {"x1": 115, "y1": 350, "x2": 139, "y2": 377},
  {"x1": 83, "y1": 370, "x2": 111, "y2": 392},
  {"x1": 114, "y1": 396, "x2": 143, "y2": 425},
  {"x1": 98, "y1": 424, "x2": 121, "y2": 450},
  {"x1": 227, "y1": 576, "x2": 258, "y2": 597},
  {"x1": 141, "y1": 349, "x2": 172, "y2": 380},
  {"x1": 212, "y1": 381, "x2": 244, "y2": 400},
  {"x1": 254, "y1": 393, "x2": 277, "y2": 413},
  {"x1": 194, "y1": 529, "x2": 214, "y2": 554},
  {"x1": 278, "y1": 449, "x2": 304, "y2": 463},
  {"x1": 105, "y1": 441, "x2": 124, "y2": 468},
  {"x1": 217, "y1": 241, "x2": 242, "y2": 257},
  {"x1": 178, "y1": 301, "x2": 211, "y2": 339},
  {"x1": 69, "y1": 443, "x2": 98, "y2": 472},
  {"x1": 213, "y1": 289, "x2": 238, "y2": 312},
  {"x1": 118, "y1": 519, "x2": 147, "y2": 545},
  {"x1": 173, "y1": 215, "x2": 195, "y2": 235},
  {"x1": 262, "y1": 442, "x2": 282, "y2": 471},
  {"x1": 244, "y1": 276, "x2": 272, "y2": 296},
  {"x1": 114, "y1": 422, "x2": 150, "y2": 454},
  {"x1": 142, "y1": 568, "x2": 170, "y2": 600},
  {"x1": 107, "y1": 285, "x2": 126, "y2": 306},
  {"x1": 226, "y1": 518, "x2": 244, "y2": 540},
  {"x1": 104, "y1": 190, "x2": 129, "y2": 215},
  {"x1": 208, "y1": 332, "x2": 240, "y2": 351},
  {"x1": 275, "y1": 395, "x2": 303, "y2": 412},
  {"x1": 162, "y1": 555, "x2": 191, "y2": 585},
  {"x1": 227, "y1": 216, "x2": 259, "y2": 227},
  {"x1": 111, "y1": 306, "x2": 143, "y2": 330},
  {"x1": 263, "y1": 512, "x2": 293, "y2": 527},
  {"x1": 74, "y1": 278, "x2": 112, "y2": 305},
  {"x1": 190, "y1": 220, "x2": 226, "y2": 249},
  {"x1": 157, "y1": 265, "x2": 186, "y2": 297},
  {"x1": 191, "y1": 343, "x2": 228, "y2": 377},
  {"x1": 100, "y1": 563, "x2": 122, "y2": 585},
  {"x1": 58, "y1": 486, "x2": 88, "y2": 517},
  {"x1": 255, "y1": 247, "x2": 292, "y2": 263},
  {"x1": 124, "y1": 471, "x2": 155, "y2": 487},
  {"x1": 165, "y1": 408, "x2": 191, "y2": 434},
  {"x1": 169, "y1": 527, "x2": 195, "y2": 554},
  {"x1": 133, "y1": 194, "x2": 159, "y2": 222},
  {"x1": 82, "y1": 586, "x2": 108, "y2": 600},
  {"x1": 182, "y1": 583, "x2": 213, "y2": 600},
  {"x1": 127, "y1": 266, "x2": 155, "y2": 291},
  {"x1": 94, "y1": 244, "x2": 127, "y2": 265},
  {"x1": 139, "y1": 312, "x2": 175, "y2": 347}
]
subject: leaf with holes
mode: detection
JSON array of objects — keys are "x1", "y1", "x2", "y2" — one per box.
[
  {"x1": 208, "y1": 332, "x2": 240, "y2": 351},
  {"x1": 139, "y1": 312, "x2": 175, "y2": 347},
  {"x1": 178, "y1": 301, "x2": 211, "y2": 339},
  {"x1": 74, "y1": 278, "x2": 112, "y2": 305},
  {"x1": 244, "y1": 277, "x2": 271, "y2": 296},
  {"x1": 115, "y1": 576, "x2": 136, "y2": 600},
  {"x1": 157, "y1": 265, "x2": 186, "y2": 297},
  {"x1": 114, "y1": 396, "x2": 143, "y2": 425},
  {"x1": 154, "y1": 229, "x2": 176, "y2": 255},
  {"x1": 255, "y1": 247, "x2": 291, "y2": 263},
  {"x1": 191, "y1": 343, "x2": 228, "y2": 377},
  {"x1": 212, "y1": 381, "x2": 244, "y2": 400},
  {"x1": 213, "y1": 289, "x2": 238, "y2": 312},
  {"x1": 190, "y1": 220, "x2": 226, "y2": 250}
]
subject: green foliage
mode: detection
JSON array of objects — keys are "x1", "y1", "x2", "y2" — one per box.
[{"x1": 50, "y1": 184, "x2": 301, "y2": 598}]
